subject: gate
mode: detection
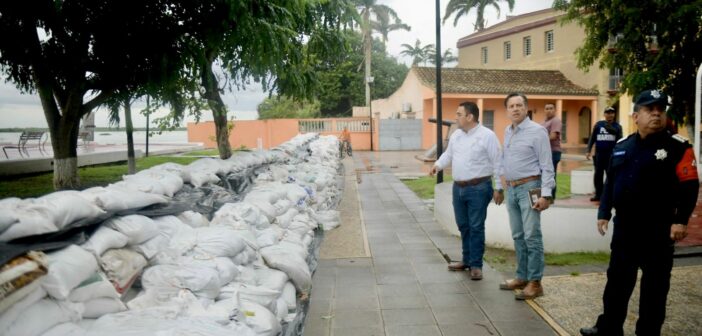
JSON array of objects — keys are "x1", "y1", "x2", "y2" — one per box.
[{"x1": 379, "y1": 119, "x2": 422, "y2": 150}]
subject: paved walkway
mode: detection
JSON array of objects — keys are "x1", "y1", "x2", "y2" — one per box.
[{"x1": 304, "y1": 152, "x2": 556, "y2": 336}]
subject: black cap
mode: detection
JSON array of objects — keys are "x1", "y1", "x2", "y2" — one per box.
[
  {"x1": 604, "y1": 106, "x2": 616, "y2": 113},
  {"x1": 634, "y1": 89, "x2": 668, "y2": 106}
]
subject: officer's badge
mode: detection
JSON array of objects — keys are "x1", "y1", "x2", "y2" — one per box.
[
  {"x1": 651, "y1": 90, "x2": 661, "y2": 98},
  {"x1": 655, "y1": 149, "x2": 667, "y2": 160}
]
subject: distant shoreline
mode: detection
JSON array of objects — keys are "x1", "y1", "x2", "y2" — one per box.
[{"x1": 0, "y1": 127, "x2": 187, "y2": 132}]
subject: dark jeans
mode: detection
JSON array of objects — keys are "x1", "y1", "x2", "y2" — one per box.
[
  {"x1": 593, "y1": 151, "x2": 611, "y2": 199},
  {"x1": 452, "y1": 179, "x2": 493, "y2": 268},
  {"x1": 551, "y1": 151, "x2": 561, "y2": 198},
  {"x1": 595, "y1": 217, "x2": 674, "y2": 336}
]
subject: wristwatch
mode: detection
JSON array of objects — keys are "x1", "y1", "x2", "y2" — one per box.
[{"x1": 543, "y1": 196, "x2": 553, "y2": 201}]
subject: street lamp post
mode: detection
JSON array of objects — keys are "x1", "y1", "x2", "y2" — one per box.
[{"x1": 367, "y1": 76, "x2": 374, "y2": 151}]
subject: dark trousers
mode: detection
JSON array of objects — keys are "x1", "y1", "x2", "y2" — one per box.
[
  {"x1": 551, "y1": 151, "x2": 561, "y2": 197},
  {"x1": 595, "y1": 218, "x2": 674, "y2": 336},
  {"x1": 593, "y1": 151, "x2": 611, "y2": 199}
]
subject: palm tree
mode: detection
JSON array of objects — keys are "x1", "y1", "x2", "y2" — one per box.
[
  {"x1": 401, "y1": 39, "x2": 436, "y2": 66},
  {"x1": 428, "y1": 48, "x2": 459, "y2": 66},
  {"x1": 372, "y1": 14, "x2": 411, "y2": 45},
  {"x1": 443, "y1": 0, "x2": 515, "y2": 31}
]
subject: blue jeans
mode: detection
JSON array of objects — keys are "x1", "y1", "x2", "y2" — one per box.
[
  {"x1": 452, "y1": 179, "x2": 493, "y2": 269},
  {"x1": 505, "y1": 179, "x2": 544, "y2": 280},
  {"x1": 551, "y1": 151, "x2": 561, "y2": 197}
]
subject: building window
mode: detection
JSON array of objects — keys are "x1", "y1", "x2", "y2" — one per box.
[
  {"x1": 545, "y1": 30, "x2": 554, "y2": 52},
  {"x1": 504, "y1": 42, "x2": 511, "y2": 60},
  {"x1": 523, "y1": 36, "x2": 532, "y2": 56},
  {"x1": 481, "y1": 47, "x2": 488, "y2": 64},
  {"x1": 483, "y1": 110, "x2": 494, "y2": 130},
  {"x1": 608, "y1": 68, "x2": 623, "y2": 91}
]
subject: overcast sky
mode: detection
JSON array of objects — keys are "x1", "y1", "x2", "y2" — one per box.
[{"x1": 0, "y1": 0, "x2": 553, "y2": 128}]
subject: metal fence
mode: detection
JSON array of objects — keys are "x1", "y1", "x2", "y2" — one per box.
[{"x1": 298, "y1": 118, "x2": 371, "y2": 133}]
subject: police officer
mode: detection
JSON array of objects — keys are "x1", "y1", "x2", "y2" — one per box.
[
  {"x1": 580, "y1": 90, "x2": 699, "y2": 336},
  {"x1": 586, "y1": 106, "x2": 623, "y2": 202}
]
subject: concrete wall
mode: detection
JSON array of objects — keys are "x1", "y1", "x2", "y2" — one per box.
[
  {"x1": 368, "y1": 70, "x2": 431, "y2": 120},
  {"x1": 434, "y1": 182, "x2": 612, "y2": 253}
]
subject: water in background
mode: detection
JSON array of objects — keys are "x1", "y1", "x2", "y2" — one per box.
[{"x1": 0, "y1": 130, "x2": 188, "y2": 145}]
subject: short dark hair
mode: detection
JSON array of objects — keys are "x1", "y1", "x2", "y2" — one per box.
[
  {"x1": 504, "y1": 92, "x2": 528, "y2": 107},
  {"x1": 545, "y1": 103, "x2": 556, "y2": 109},
  {"x1": 459, "y1": 101, "x2": 480, "y2": 121}
]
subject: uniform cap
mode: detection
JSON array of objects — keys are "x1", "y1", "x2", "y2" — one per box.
[
  {"x1": 634, "y1": 89, "x2": 668, "y2": 106},
  {"x1": 604, "y1": 106, "x2": 616, "y2": 113}
]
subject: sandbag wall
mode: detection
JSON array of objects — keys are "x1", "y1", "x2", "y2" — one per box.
[{"x1": 0, "y1": 133, "x2": 343, "y2": 336}]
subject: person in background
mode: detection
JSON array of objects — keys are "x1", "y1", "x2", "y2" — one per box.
[
  {"x1": 430, "y1": 102, "x2": 502, "y2": 281},
  {"x1": 497, "y1": 93, "x2": 555, "y2": 300},
  {"x1": 586, "y1": 106, "x2": 623, "y2": 202},
  {"x1": 580, "y1": 90, "x2": 699, "y2": 336},
  {"x1": 338, "y1": 127, "x2": 352, "y2": 157},
  {"x1": 541, "y1": 103, "x2": 562, "y2": 198}
]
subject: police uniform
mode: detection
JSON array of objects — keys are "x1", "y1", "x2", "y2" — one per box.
[{"x1": 587, "y1": 90, "x2": 699, "y2": 336}]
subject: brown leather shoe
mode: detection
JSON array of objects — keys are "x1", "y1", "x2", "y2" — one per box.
[
  {"x1": 447, "y1": 262, "x2": 469, "y2": 271},
  {"x1": 470, "y1": 268, "x2": 483, "y2": 280},
  {"x1": 499, "y1": 278, "x2": 527, "y2": 290},
  {"x1": 515, "y1": 280, "x2": 543, "y2": 300}
]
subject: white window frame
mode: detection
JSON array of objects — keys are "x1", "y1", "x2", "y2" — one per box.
[
  {"x1": 545, "y1": 30, "x2": 554, "y2": 52},
  {"x1": 523, "y1": 36, "x2": 532, "y2": 56},
  {"x1": 504, "y1": 41, "x2": 512, "y2": 60}
]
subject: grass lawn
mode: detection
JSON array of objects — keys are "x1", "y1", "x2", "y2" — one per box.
[
  {"x1": 401, "y1": 173, "x2": 571, "y2": 200},
  {"x1": 0, "y1": 156, "x2": 200, "y2": 199},
  {"x1": 181, "y1": 149, "x2": 220, "y2": 156}
]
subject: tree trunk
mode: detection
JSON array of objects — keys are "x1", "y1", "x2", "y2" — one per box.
[
  {"x1": 200, "y1": 56, "x2": 232, "y2": 159},
  {"x1": 124, "y1": 98, "x2": 136, "y2": 174},
  {"x1": 364, "y1": 9, "x2": 373, "y2": 151}
]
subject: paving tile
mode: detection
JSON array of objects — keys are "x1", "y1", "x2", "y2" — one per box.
[
  {"x1": 431, "y1": 306, "x2": 487, "y2": 324},
  {"x1": 373, "y1": 264, "x2": 415, "y2": 274},
  {"x1": 381, "y1": 308, "x2": 436, "y2": 326},
  {"x1": 426, "y1": 293, "x2": 478, "y2": 308},
  {"x1": 336, "y1": 266, "x2": 374, "y2": 278},
  {"x1": 404, "y1": 248, "x2": 444, "y2": 258},
  {"x1": 415, "y1": 269, "x2": 462, "y2": 284},
  {"x1": 336, "y1": 258, "x2": 372, "y2": 268},
  {"x1": 420, "y1": 281, "x2": 469, "y2": 295},
  {"x1": 492, "y1": 319, "x2": 557, "y2": 336},
  {"x1": 303, "y1": 318, "x2": 330, "y2": 336},
  {"x1": 307, "y1": 299, "x2": 332, "y2": 318},
  {"x1": 312, "y1": 275, "x2": 336, "y2": 287},
  {"x1": 401, "y1": 242, "x2": 436, "y2": 250},
  {"x1": 331, "y1": 310, "x2": 382, "y2": 329},
  {"x1": 408, "y1": 254, "x2": 448, "y2": 265},
  {"x1": 438, "y1": 322, "x2": 497, "y2": 336},
  {"x1": 331, "y1": 326, "x2": 385, "y2": 336},
  {"x1": 333, "y1": 284, "x2": 377, "y2": 298},
  {"x1": 384, "y1": 324, "x2": 441, "y2": 336},
  {"x1": 377, "y1": 283, "x2": 423, "y2": 297},
  {"x1": 372, "y1": 256, "x2": 409, "y2": 266},
  {"x1": 333, "y1": 295, "x2": 380, "y2": 311},
  {"x1": 375, "y1": 273, "x2": 418, "y2": 285},
  {"x1": 378, "y1": 295, "x2": 428, "y2": 309},
  {"x1": 310, "y1": 284, "x2": 334, "y2": 300}
]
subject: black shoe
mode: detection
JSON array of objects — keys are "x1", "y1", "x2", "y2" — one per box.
[
  {"x1": 579, "y1": 326, "x2": 600, "y2": 336},
  {"x1": 589, "y1": 197, "x2": 600, "y2": 202}
]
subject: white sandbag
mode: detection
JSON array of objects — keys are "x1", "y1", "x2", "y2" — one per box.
[
  {"x1": 187, "y1": 227, "x2": 247, "y2": 258},
  {"x1": 274, "y1": 208, "x2": 298, "y2": 228},
  {"x1": 255, "y1": 227, "x2": 282, "y2": 248},
  {"x1": 81, "y1": 227, "x2": 128, "y2": 257},
  {"x1": 149, "y1": 162, "x2": 192, "y2": 184},
  {"x1": 188, "y1": 171, "x2": 220, "y2": 187},
  {"x1": 176, "y1": 211, "x2": 209, "y2": 228},
  {"x1": 231, "y1": 246, "x2": 256, "y2": 266},
  {"x1": 4, "y1": 299, "x2": 83, "y2": 336},
  {"x1": 0, "y1": 287, "x2": 46, "y2": 332},
  {"x1": 260, "y1": 245, "x2": 311, "y2": 295},
  {"x1": 254, "y1": 267, "x2": 289, "y2": 293},
  {"x1": 234, "y1": 266, "x2": 258, "y2": 286},
  {"x1": 275, "y1": 296, "x2": 288, "y2": 321},
  {"x1": 0, "y1": 206, "x2": 59, "y2": 242},
  {"x1": 183, "y1": 257, "x2": 239, "y2": 287},
  {"x1": 136, "y1": 216, "x2": 193, "y2": 259},
  {"x1": 242, "y1": 200, "x2": 277, "y2": 223},
  {"x1": 132, "y1": 170, "x2": 184, "y2": 197},
  {"x1": 100, "y1": 249, "x2": 147, "y2": 294},
  {"x1": 37, "y1": 191, "x2": 105, "y2": 228},
  {"x1": 141, "y1": 264, "x2": 221, "y2": 300},
  {"x1": 0, "y1": 251, "x2": 48, "y2": 312},
  {"x1": 106, "y1": 215, "x2": 158, "y2": 245},
  {"x1": 0, "y1": 197, "x2": 20, "y2": 233},
  {"x1": 281, "y1": 281, "x2": 296, "y2": 311},
  {"x1": 240, "y1": 300, "x2": 281, "y2": 336},
  {"x1": 77, "y1": 319, "x2": 96, "y2": 330},
  {"x1": 211, "y1": 203, "x2": 269, "y2": 229},
  {"x1": 82, "y1": 297, "x2": 126, "y2": 318},
  {"x1": 188, "y1": 157, "x2": 228, "y2": 175},
  {"x1": 153, "y1": 215, "x2": 192, "y2": 237},
  {"x1": 282, "y1": 183, "x2": 308, "y2": 205},
  {"x1": 68, "y1": 272, "x2": 120, "y2": 302},
  {"x1": 237, "y1": 284, "x2": 280, "y2": 312},
  {"x1": 134, "y1": 234, "x2": 169, "y2": 259},
  {"x1": 272, "y1": 199, "x2": 292, "y2": 217},
  {"x1": 81, "y1": 186, "x2": 168, "y2": 212},
  {"x1": 40, "y1": 322, "x2": 86, "y2": 336},
  {"x1": 42, "y1": 245, "x2": 98, "y2": 300}
]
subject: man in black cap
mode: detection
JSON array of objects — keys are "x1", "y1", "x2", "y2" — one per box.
[
  {"x1": 586, "y1": 106, "x2": 623, "y2": 201},
  {"x1": 580, "y1": 89, "x2": 699, "y2": 336}
]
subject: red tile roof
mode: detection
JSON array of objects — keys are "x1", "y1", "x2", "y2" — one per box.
[{"x1": 413, "y1": 67, "x2": 599, "y2": 96}]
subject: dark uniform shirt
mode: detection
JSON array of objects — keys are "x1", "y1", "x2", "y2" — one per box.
[
  {"x1": 598, "y1": 131, "x2": 699, "y2": 243},
  {"x1": 587, "y1": 121, "x2": 623, "y2": 154}
]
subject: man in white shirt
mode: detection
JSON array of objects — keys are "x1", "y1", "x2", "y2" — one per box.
[{"x1": 430, "y1": 101, "x2": 503, "y2": 280}]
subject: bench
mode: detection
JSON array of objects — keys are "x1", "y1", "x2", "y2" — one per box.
[{"x1": 2, "y1": 131, "x2": 48, "y2": 159}]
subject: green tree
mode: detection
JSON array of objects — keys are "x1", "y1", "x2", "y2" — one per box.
[
  {"x1": 257, "y1": 96, "x2": 321, "y2": 119},
  {"x1": 401, "y1": 39, "x2": 436, "y2": 66},
  {"x1": 372, "y1": 12, "x2": 411, "y2": 45},
  {"x1": 0, "y1": 1, "x2": 186, "y2": 189},
  {"x1": 443, "y1": 0, "x2": 515, "y2": 31},
  {"x1": 428, "y1": 48, "x2": 459, "y2": 66},
  {"x1": 553, "y1": 0, "x2": 702, "y2": 123}
]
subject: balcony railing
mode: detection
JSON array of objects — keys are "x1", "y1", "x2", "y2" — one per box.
[{"x1": 298, "y1": 118, "x2": 371, "y2": 133}]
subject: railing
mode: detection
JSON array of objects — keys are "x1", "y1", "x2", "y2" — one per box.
[
  {"x1": 298, "y1": 120, "x2": 331, "y2": 133},
  {"x1": 298, "y1": 118, "x2": 371, "y2": 133}
]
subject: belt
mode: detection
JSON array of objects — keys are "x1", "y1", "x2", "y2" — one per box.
[
  {"x1": 506, "y1": 175, "x2": 540, "y2": 187},
  {"x1": 454, "y1": 176, "x2": 491, "y2": 187}
]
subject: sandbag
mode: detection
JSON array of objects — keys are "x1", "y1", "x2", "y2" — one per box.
[
  {"x1": 80, "y1": 186, "x2": 169, "y2": 212},
  {"x1": 68, "y1": 272, "x2": 120, "y2": 302},
  {"x1": 240, "y1": 300, "x2": 281, "y2": 336},
  {"x1": 82, "y1": 297, "x2": 126, "y2": 318},
  {"x1": 40, "y1": 322, "x2": 86, "y2": 336},
  {"x1": 80, "y1": 227, "x2": 128, "y2": 257},
  {"x1": 260, "y1": 245, "x2": 311, "y2": 295},
  {"x1": 0, "y1": 251, "x2": 48, "y2": 311},
  {"x1": 141, "y1": 264, "x2": 221, "y2": 300},
  {"x1": 176, "y1": 211, "x2": 209, "y2": 228},
  {"x1": 3, "y1": 299, "x2": 83, "y2": 336},
  {"x1": 0, "y1": 287, "x2": 46, "y2": 332},
  {"x1": 99, "y1": 249, "x2": 147, "y2": 294},
  {"x1": 42, "y1": 245, "x2": 98, "y2": 300},
  {"x1": 106, "y1": 215, "x2": 158, "y2": 245}
]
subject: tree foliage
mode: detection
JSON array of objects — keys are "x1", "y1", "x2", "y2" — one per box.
[
  {"x1": 428, "y1": 48, "x2": 459, "y2": 66},
  {"x1": 401, "y1": 39, "x2": 436, "y2": 66},
  {"x1": 553, "y1": 0, "x2": 702, "y2": 122},
  {"x1": 443, "y1": 0, "x2": 515, "y2": 31},
  {"x1": 257, "y1": 96, "x2": 321, "y2": 119}
]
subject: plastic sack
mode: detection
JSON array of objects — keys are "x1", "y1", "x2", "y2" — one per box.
[
  {"x1": 40, "y1": 322, "x2": 86, "y2": 336},
  {"x1": 260, "y1": 245, "x2": 311, "y2": 295},
  {"x1": 254, "y1": 267, "x2": 289, "y2": 293},
  {"x1": 187, "y1": 227, "x2": 247, "y2": 259},
  {"x1": 80, "y1": 227, "x2": 129, "y2": 257},
  {"x1": 240, "y1": 300, "x2": 281, "y2": 336},
  {"x1": 176, "y1": 211, "x2": 210, "y2": 228},
  {"x1": 141, "y1": 264, "x2": 221, "y2": 300},
  {"x1": 99, "y1": 249, "x2": 147, "y2": 293},
  {"x1": 0, "y1": 251, "x2": 48, "y2": 311},
  {"x1": 105, "y1": 215, "x2": 158, "y2": 245},
  {"x1": 3, "y1": 299, "x2": 83, "y2": 336},
  {"x1": 82, "y1": 297, "x2": 127, "y2": 318},
  {"x1": 41, "y1": 245, "x2": 98, "y2": 300},
  {"x1": 80, "y1": 186, "x2": 169, "y2": 212},
  {"x1": 0, "y1": 287, "x2": 46, "y2": 332}
]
